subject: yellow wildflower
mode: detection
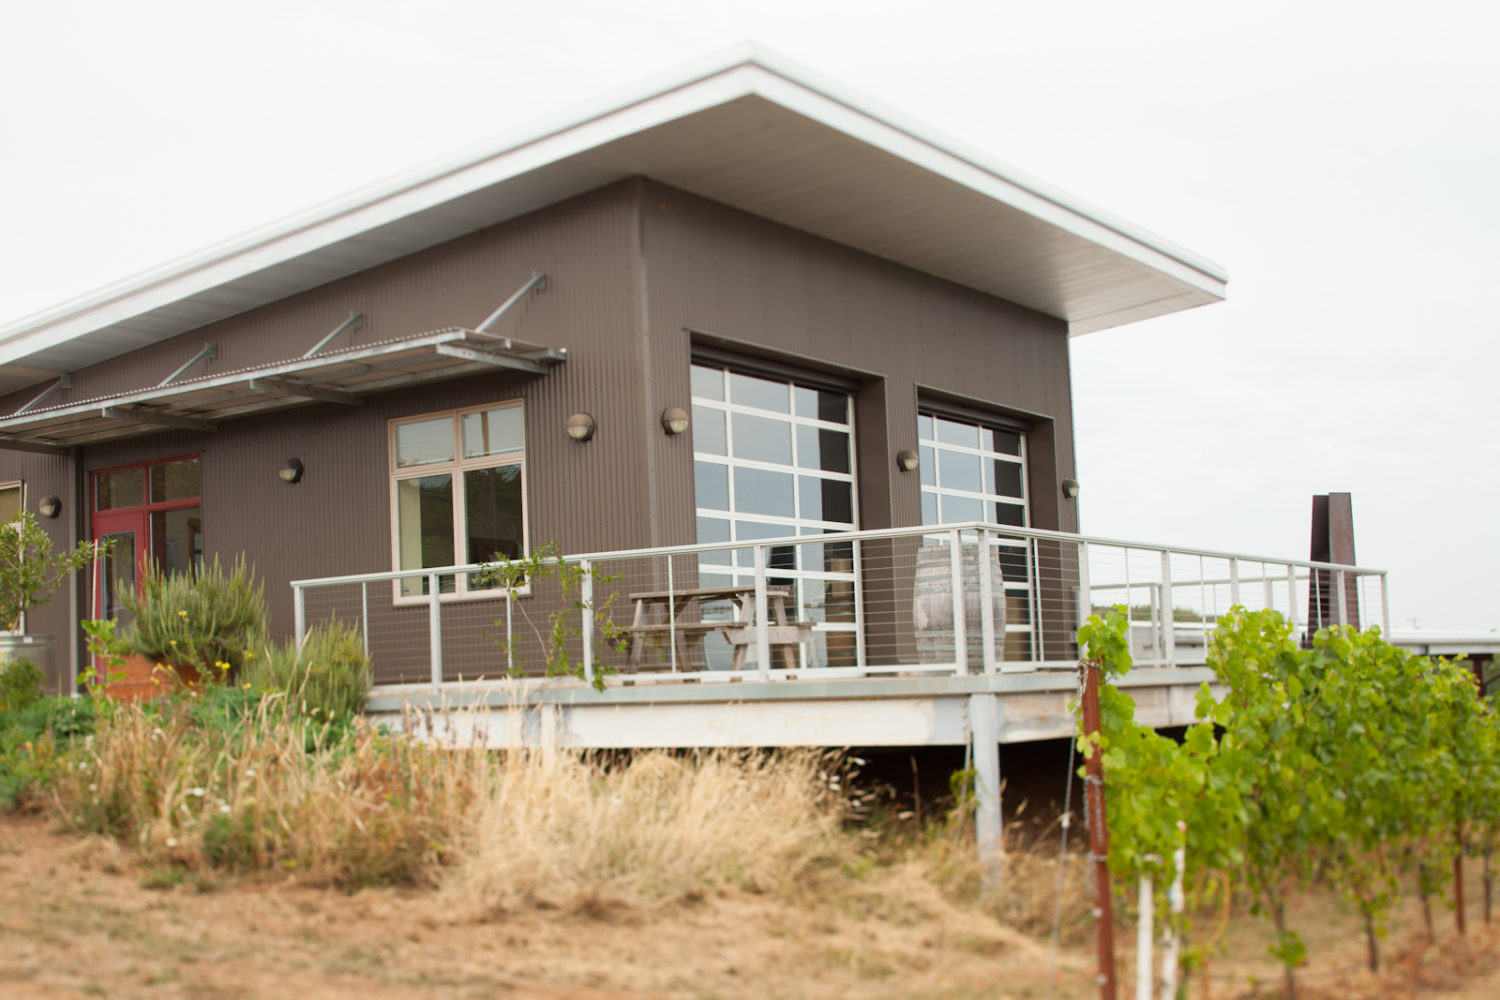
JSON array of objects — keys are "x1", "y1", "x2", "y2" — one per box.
[{"x1": 177, "y1": 610, "x2": 187, "y2": 618}]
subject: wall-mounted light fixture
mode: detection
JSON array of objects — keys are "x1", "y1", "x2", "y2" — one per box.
[
  {"x1": 660, "y1": 406, "x2": 690, "y2": 436},
  {"x1": 37, "y1": 496, "x2": 61, "y2": 519},
  {"x1": 1061, "y1": 478, "x2": 1081, "y2": 500},
  {"x1": 895, "y1": 449, "x2": 920, "y2": 473},
  {"x1": 278, "y1": 458, "x2": 305, "y2": 485},
  {"x1": 565, "y1": 412, "x2": 596, "y2": 442}
]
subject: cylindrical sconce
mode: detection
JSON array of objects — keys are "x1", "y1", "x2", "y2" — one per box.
[
  {"x1": 37, "y1": 496, "x2": 61, "y2": 519},
  {"x1": 660, "y1": 406, "x2": 690, "y2": 436},
  {"x1": 1061, "y1": 478, "x2": 1080, "y2": 499},
  {"x1": 895, "y1": 448, "x2": 919, "y2": 473},
  {"x1": 565, "y1": 412, "x2": 596, "y2": 442},
  {"x1": 278, "y1": 458, "x2": 305, "y2": 485}
]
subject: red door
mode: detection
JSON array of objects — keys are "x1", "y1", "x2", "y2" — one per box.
[{"x1": 89, "y1": 457, "x2": 202, "y2": 622}]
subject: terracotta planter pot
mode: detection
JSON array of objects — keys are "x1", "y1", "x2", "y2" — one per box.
[{"x1": 101, "y1": 654, "x2": 203, "y2": 703}]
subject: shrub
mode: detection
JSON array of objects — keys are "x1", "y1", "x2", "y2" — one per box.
[
  {"x1": 0, "y1": 694, "x2": 99, "y2": 809},
  {"x1": 246, "y1": 620, "x2": 371, "y2": 722},
  {"x1": 0, "y1": 657, "x2": 45, "y2": 711},
  {"x1": 120, "y1": 556, "x2": 267, "y2": 676}
]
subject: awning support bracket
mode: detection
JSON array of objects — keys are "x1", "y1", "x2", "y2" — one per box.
[
  {"x1": 474, "y1": 272, "x2": 547, "y2": 337},
  {"x1": 158, "y1": 344, "x2": 218, "y2": 387},
  {"x1": 303, "y1": 312, "x2": 364, "y2": 359},
  {"x1": 15, "y1": 375, "x2": 72, "y2": 415}
]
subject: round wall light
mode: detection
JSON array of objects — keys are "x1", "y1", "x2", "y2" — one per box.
[
  {"x1": 895, "y1": 448, "x2": 920, "y2": 473},
  {"x1": 37, "y1": 496, "x2": 61, "y2": 519},
  {"x1": 1061, "y1": 478, "x2": 1081, "y2": 499},
  {"x1": 565, "y1": 412, "x2": 596, "y2": 442},
  {"x1": 660, "y1": 406, "x2": 690, "y2": 436},
  {"x1": 278, "y1": 458, "x2": 305, "y2": 485}
]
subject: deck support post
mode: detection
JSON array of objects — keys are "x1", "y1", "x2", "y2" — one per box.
[{"x1": 970, "y1": 692, "x2": 1003, "y2": 890}]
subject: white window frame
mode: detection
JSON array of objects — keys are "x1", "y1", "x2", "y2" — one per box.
[{"x1": 388, "y1": 401, "x2": 527, "y2": 604}]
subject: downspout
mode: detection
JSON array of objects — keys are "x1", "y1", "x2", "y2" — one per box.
[{"x1": 68, "y1": 446, "x2": 82, "y2": 693}]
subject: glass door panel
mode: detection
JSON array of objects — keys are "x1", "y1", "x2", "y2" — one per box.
[{"x1": 97, "y1": 530, "x2": 138, "y2": 630}]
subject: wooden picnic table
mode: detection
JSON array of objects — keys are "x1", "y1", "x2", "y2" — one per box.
[{"x1": 625, "y1": 585, "x2": 813, "y2": 671}]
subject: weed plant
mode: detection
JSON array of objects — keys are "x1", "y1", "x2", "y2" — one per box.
[
  {"x1": 121, "y1": 556, "x2": 267, "y2": 675},
  {"x1": 245, "y1": 620, "x2": 371, "y2": 725}
]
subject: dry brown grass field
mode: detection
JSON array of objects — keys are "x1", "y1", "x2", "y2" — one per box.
[{"x1": 3, "y1": 699, "x2": 1499, "y2": 999}]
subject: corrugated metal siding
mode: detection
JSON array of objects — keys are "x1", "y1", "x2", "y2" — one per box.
[
  {"x1": 69, "y1": 182, "x2": 655, "y2": 680},
  {"x1": 0, "y1": 449, "x2": 79, "y2": 692}
]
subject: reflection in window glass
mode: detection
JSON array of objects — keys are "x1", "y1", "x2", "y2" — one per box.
[
  {"x1": 464, "y1": 466, "x2": 523, "y2": 563},
  {"x1": 938, "y1": 449, "x2": 982, "y2": 493},
  {"x1": 935, "y1": 417, "x2": 979, "y2": 448},
  {"x1": 692, "y1": 406, "x2": 726, "y2": 455},
  {"x1": 796, "y1": 425, "x2": 850, "y2": 474},
  {"x1": 397, "y1": 475, "x2": 455, "y2": 596},
  {"x1": 728, "y1": 372, "x2": 788, "y2": 413},
  {"x1": 793, "y1": 385, "x2": 848, "y2": 424},
  {"x1": 0, "y1": 485, "x2": 19, "y2": 523},
  {"x1": 96, "y1": 469, "x2": 144, "y2": 510},
  {"x1": 151, "y1": 506, "x2": 203, "y2": 575},
  {"x1": 731, "y1": 412, "x2": 792, "y2": 465},
  {"x1": 733, "y1": 467, "x2": 795, "y2": 518},
  {"x1": 690, "y1": 364, "x2": 724, "y2": 401},
  {"x1": 395, "y1": 418, "x2": 454, "y2": 468},
  {"x1": 694, "y1": 461, "x2": 729, "y2": 511},
  {"x1": 150, "y1": 460, "x2": 201, "y2": 504},
  {"x1": 989, "y1": 460, "x2": 1024, "y2": 499},
  {"x1": 461, "y1": 406, "x2": 523, "y2": 459}
]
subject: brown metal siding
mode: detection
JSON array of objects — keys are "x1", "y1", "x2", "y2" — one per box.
[
  {"x1": 0, "y1": 450, "x2": 79, "y2": 692},
  {"x1": 637, "y1": 180, "x2": 1078, "y2": 537}
]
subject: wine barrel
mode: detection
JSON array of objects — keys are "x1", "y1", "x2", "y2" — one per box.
[{"x1": 913, "y1": 543, "x2": 1006, "y2": 671}]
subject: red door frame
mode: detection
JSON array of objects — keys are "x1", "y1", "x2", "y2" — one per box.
[{"x1": 88, "y1": 456, "x2": 202, "y2": 615}]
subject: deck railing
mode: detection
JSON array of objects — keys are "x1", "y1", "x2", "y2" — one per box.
[{"x1": 290, "y1": 522, "x2": 1389, "y2": 688}]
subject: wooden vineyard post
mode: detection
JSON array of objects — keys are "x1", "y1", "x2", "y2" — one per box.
[{"x1": 1080, "y1": 657, "x2": 1118, "y2": 1000}]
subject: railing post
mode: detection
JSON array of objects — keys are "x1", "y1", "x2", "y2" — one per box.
[
  {"x1": 1380, "y1": 573, "x2": 1391, "y2": 635},
  {"x1": 950, "y1": 528, "x2": 967, "y2": 674},
  {"x1": 293, "y1": 584, "x2": 307, "y2": 651},
  {"x1": 1228, "y1": 557, "x2": 1241, "y2": 607},
  {"x1": 1159, "y1": 550, "x2": 1176, "y2": 667},
  {"x1": 753, "y1": 545, "x2": 771, "y2": 680},
  {"x1": 580, "y1": 559, "x2": 595, "y2": 686},
  {"x1": 428, "y1": 572, "x2": 443, "y2": 689},
  {"x1": 505, "y1": 588, "x2": 514, "y2": 674},
  {"x1": 978, "y1": 529, "x2": 997, "y2": 674},
  {"x1": 667, "y1": 556, "x2": 678, "y2": 673},
  {"x1": 359, "y1": 581, "x2": 370, "y2": 656},
  {"x1": 1335, "y1": 569, "x2": 1348, "y2": 629},
  {"x1": 1286, "y1": 564, "x2": 1300, "y2": 629},
  {"x1": 1076, "y1": 540, "x2": 1092, "y2": 633}
]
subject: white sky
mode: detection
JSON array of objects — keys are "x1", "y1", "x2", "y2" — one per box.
[{"x1": 1, "y1": 1, "x2": 1495, "y2": 629}]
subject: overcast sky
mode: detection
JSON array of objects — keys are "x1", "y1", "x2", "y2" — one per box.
[{"x1": 2, "y1": 1, "x2": 1495, "y2": 630}]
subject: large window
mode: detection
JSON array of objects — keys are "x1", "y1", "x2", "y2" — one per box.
[
  {"x1": 918, "y1": 411, "x2": 1036, "y2": 659},
  {"x1": 91, "y1": 457, "x2": 203, "y2": 624},
  {"x1": 691, "y1": 363, "x2": 859, "y2": 667},
  {"x1": 390, "y1": 402, "x2": 525, "y2": 599}
]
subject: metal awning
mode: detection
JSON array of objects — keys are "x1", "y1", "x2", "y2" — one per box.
[{"x1": 0, "y1": 328, "x2": 566, "y2": 453}]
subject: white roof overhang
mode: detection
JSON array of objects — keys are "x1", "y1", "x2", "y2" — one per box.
[
  {"x1": 0, "y1": 44, "x2": 1226, "y2": 398},
  {"x1": 0, "y1": 330, "x2": 565, "y2": 452}
]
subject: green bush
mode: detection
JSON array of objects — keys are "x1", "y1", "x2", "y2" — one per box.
[
  {"x1": 246, "y1": 620, "x2": 371, "y2": 722},
  {"x1": 121, "y1": 556, "x2": 267, "y2": 676},
  {"x1": 0, "y1": 657, "x2": 45, "y2": 711},
  {"x1": 0, "y1": 694, "x2": 100, "y2": 809}
]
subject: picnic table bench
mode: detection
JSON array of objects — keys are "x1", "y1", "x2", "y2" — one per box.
[{"x1": 624, "y1": 584, "x2": 814, "y2": 671}]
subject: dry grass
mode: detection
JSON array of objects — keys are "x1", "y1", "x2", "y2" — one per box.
[{"x1": 51, "y1": 697, "x2": 478, "y2": 887}]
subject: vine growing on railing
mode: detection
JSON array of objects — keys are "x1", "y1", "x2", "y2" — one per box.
[{"x1": 473, "y1": 542, "x2": 629, "y2": 692}]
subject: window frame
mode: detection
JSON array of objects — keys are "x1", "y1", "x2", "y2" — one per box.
[{"x1": 388, "y1": 400, "x2": 528, "y2": 604}]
